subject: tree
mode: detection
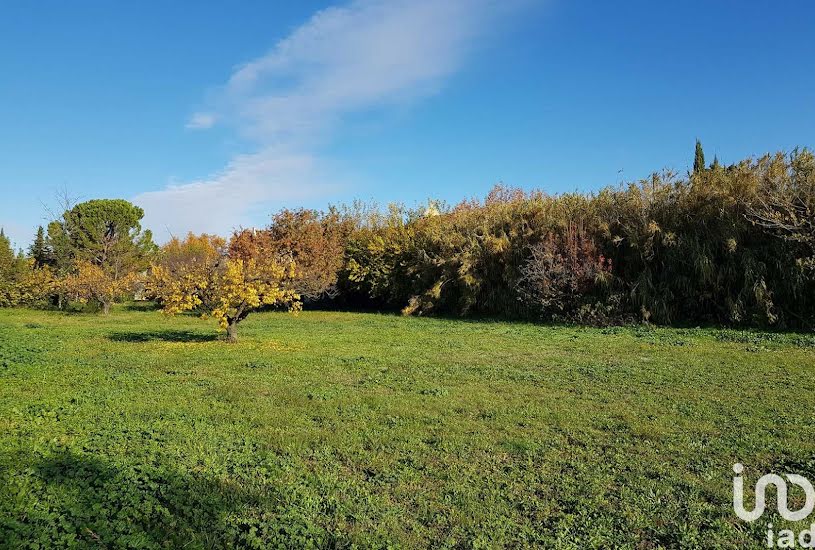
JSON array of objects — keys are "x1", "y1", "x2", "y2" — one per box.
[
  {"x1": 61, "y1": 199, "x2": 156, "y2": 276},
  {"x1": 148, "y1": 233, "x2": 227, "y2": 313},
  {"x1": 0, "y1": 229, "x2": 14, "y2": 276},
  {"x1": 148, "y1": 233, "x2": 301, "y2": 343},
  {"x1": 46, "y1": 221, "x2": 74, "y2": 308},
  {"x1": 230, "y1": 208, "x2": 350, "y2": 301},
  {"x1": 0, "y1": 231, "x2": 27, "y2": 291},
  {"x1": 62, "y1": 261, "x2": 135, "y2": 314},
  {"x1": 47, "y1": 199, "x2": 156, "y2": 311},
  {"x1": 0, "y1": 230, "x2": 18, "y2": 306},
  {"x1": 0, "y1": 230, "x2": 56, "y2": 307},
  {"x1": 29, "y1": 226, "x2": 52, "y2": 268},
  {"x1": 693, "y1": 139, "x2": 706, "y2": 174},
  {"x1": 6, "y1": 261, "x2": 57, "y2": 308},
  {"x1": 46, "y1": 220, "x2": 72, "y2": 271}
]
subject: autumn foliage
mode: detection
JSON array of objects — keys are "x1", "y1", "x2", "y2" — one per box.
[
  {"x1": 339, "y1": 150, "x2": 815, "y2": 327},
  {"x1": 62, "y1": 261, "x2": 136, "y2": 314},
  {"x1": 148, "y1": 233, "x2": 301, "y2": 342},
  {"x1": 518, "y1": 224, "x2": 613, "y2": 322},
  {"x1": 3, "y1": 145, "x2": 815, "y2": 331},
  {"x1": 230, "y1": 208, "x2": 350, "y2": 301},
  {"x1": 7, "y1": 198, "x2": 158, "y2": 312}
]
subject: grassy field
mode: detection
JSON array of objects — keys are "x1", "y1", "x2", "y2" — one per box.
[{"x1": 1, "y1": 307, "x2": 814, "y2": 548}]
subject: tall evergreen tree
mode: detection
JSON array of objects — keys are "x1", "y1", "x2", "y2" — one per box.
[
  {"x1": 693, "y1": 139, "x2": 706, "y2": 174},
  {"x1": 0, "y1": 228, "x2": 25, "y2": 287},
  {"x1": 0, "y1": 229, "x2": 12, "y2": 305},
  {"x1": 0, "y1": 229, "x2": 15, "y2": 274},
  {"x1": 29, "y1": 226, "x2": 52, "y2": 268}
]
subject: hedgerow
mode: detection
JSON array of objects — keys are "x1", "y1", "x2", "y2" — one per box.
[{"x1": 3, "y1": 146, "x2": 814, "y2": 329}]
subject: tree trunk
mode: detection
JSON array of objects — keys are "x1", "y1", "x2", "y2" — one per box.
[
  {"x1": 102, "y1": 301, "x2": 111, "y2": 315},
  {"x1": 226, "y1": 321, "x2": 238, "y2": 343}
]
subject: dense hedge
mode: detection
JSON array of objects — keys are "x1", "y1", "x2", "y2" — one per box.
[{"x1": 333, "y1": 149, "x2": 814, "y2": 328}]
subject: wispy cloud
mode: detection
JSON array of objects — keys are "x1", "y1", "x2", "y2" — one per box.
[
  {"x1": 185, "y1": 112, "x2": 216, "y2": 130},
  {"x1": 137, "y1": 0, "x2": 527, "y2": 239},
  {"x1": 134, "y1": 147, "x2": 340, "y2": 238}
]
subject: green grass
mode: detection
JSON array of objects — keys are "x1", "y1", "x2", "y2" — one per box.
[{"x1": 1, "y1": 307, "x2": 814, "y2": 548}]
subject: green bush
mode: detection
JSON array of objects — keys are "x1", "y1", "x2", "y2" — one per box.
[{"x1": 339, "y1": 149, "x2": 815, "y2": 328}]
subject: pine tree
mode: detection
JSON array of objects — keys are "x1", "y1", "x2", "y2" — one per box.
[
  {"x1": 29, "y1": 226, "x2": 52, "y2": 268},
  {"x1": 711, "y1": 155, "x2": 721, "y2": 170},
  {"x1": 693, "y1": 139, "x2": 706, "y2": 174},
  {"x1": 0, "y1": 229, "x2": 14, "y2": 274}
]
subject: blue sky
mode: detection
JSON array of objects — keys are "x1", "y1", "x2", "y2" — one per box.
[{"x1": 1, "y1": 0, "x2": 813, "y2": 248}]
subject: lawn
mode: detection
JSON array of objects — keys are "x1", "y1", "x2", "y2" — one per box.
[{"x1": 1, "y1": 307, "x2": 814, "y2": 548}]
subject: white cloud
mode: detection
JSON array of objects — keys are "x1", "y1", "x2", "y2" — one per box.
[
  {"x1": 134, "y1": 147, "x2": 338, "y2": 240},
  {"x1": 138, "y1": 0, "x2": 528, "y2": 239},
  {"x1": 218, "y1": 0, "x2": 512, "y2": 143},
  {"x1": 186, "y1": 112, "x2": 216, "y2": 129}
]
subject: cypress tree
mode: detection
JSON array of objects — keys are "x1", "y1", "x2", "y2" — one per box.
[{"x1": 693, "y1": 139, "x2": 706, "y2": 174}]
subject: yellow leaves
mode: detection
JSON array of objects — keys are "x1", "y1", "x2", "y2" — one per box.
[
  {"x1": 62, "y1": 261, "x2": 136, "y2": 307},
  {"x1": 345, "y1": 258, "x2": 364, "y2": 283},
  {"x1": 484, "y1": 234, "x2": 509, "y2": 254},
  {"x1": 0, "y1": 261, "x2": 58, "y2": 307},
  {"x1": 148, "y1": 241, "x2": 301, "y2": 335},
  {"x1": 145, "y1": 263, "x2": 203, "y2": 316},
  {"x1": 161, "y1": 233, "x2": 226, "y2": 269}
]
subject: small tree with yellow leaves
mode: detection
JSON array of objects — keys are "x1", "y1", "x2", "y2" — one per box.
[
  {"x1": 147, "y1": 233, "x2": 300, "y2": 342},
  {"x1": 62, "y1": 261, "x2": 136, "y2": 314}
]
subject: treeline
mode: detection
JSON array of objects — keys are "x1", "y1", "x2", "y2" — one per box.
[
  {"x1": 0, "y1": 199, "x2": 156, "y2": 312},
  {"x1": 2, "y1": 144, "x2": 814, "y2": 330}
]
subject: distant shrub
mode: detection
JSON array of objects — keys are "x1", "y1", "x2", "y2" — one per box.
[
  {"x1": 518, "y1": 223, "x2": 613, "y2": 322},
  {"x1": 0, "y1": 230, "x2": 57, "y2": 308},
  {"x1": 748, "y1": 149, "x2": 815, "y2": 272},
  {"x1": 61, "y1": 261, "x2": 137, "y2": 315}
]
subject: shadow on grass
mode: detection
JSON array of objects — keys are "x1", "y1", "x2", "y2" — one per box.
[
  {"x1": 107, "y1": 329, "x2": 218, "y2": 343},
  {"x1": 0, "y1": 448, "x2": 325, "y2": 547},
  {"x1": 123, "y1": 301, "x2": 161, "y2": 312}
]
